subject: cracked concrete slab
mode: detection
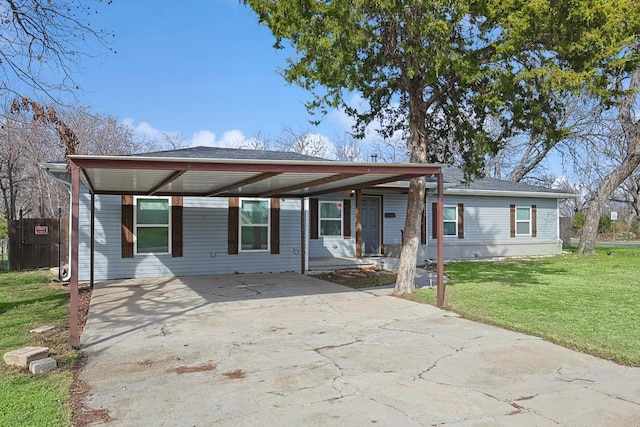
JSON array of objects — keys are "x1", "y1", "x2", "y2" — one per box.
[{"x1": 79, "y1": 273, "x2": 640, "y2": 426}]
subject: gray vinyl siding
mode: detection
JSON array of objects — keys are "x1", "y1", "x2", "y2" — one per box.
[
  {"x1": 76, "y1": 186, "x2": 564, "y2": 281},
  {"x1": 422, "y1": 194, "x2": 561, "y2": 260},
  {"x1": 77, "y1": 189, "x2": 303, "y2": 281},
  {"x1": 308, "y1": 193, "x2": 356, "y2": 258},
  {"x1": 380, "y1": 192, "x2": 407, "y2": 246}
]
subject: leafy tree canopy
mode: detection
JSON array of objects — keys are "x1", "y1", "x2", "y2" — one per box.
[
  {"x1": 243, "y1": 0, "x2": 638, "y2": 295},
  {"x1": 243, "y1": 0, "x2": 638, "y2": 177}
]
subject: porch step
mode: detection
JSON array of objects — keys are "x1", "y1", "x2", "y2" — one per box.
[
  {"x1": 308, "y1": 264, "x2": 376, "y2": 272},
  {"x1": 308, "y1": 256, "x2": 400, "y2": 273}
]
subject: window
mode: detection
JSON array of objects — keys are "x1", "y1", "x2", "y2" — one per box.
[
  {"x1": 516, "y1": 207, "x2": 531, "y2": 236},
  {"x1": 240, "y1": 199, "x2": 269, "y2": 251},
  {"x1": 431, "y1": 202, "x2": 464, "y2": 239},
  {"x1": 443, "y1": 206, "x2": 458, "y2": 236},
  {"x1": 135, "y1": 197, "x2": 171, "y2": 254},
  {"x1": 319, "y1": 201, "x2": 342, "y2": 236}
]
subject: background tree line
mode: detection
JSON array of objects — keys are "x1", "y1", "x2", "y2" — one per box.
[{"x1": 0, "y1": 103, "x2": 158, "y2": 226}]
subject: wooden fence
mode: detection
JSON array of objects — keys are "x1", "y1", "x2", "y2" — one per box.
[{"x1": 8, "y1": 217, "x2": 68, "y2": 272}]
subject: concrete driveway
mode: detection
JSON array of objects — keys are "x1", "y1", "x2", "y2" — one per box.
[{"x1": 79, "y1": 273, "x2": 640, "y2": 426}]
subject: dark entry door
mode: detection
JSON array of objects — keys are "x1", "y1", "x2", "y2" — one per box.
[{"x1": 361, "y1": 197, "x2": 380, "y2": 255}]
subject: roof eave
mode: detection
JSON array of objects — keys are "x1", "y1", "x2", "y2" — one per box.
[
  {"x1": 444, "y1": 188, "x2": 578, "y2": 198},
  {"x1": 66, "y1": 154, "x2": 444, "y2": 169}
]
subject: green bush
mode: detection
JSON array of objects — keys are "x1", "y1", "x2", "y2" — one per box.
[
  {"x1": 598, "y1": 214, "x2": 612, "y2": 233},
  {"x1": 572, "y1": 212, "x2": 585, "y2": 229}
]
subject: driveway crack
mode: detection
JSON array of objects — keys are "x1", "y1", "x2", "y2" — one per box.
[{"x1": 312, "y1": 340, "x2": 363, "y2": 398}]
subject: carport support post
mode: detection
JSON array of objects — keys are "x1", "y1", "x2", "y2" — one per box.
[
  {"x1": 300, "y1": 198, "x2": 306, "y2": 274},
  {"x1": 69, "y1": 160, "x2": 80, "y2": 348},
  {"x1": 436, "y1": 171, "x2": 445, "y2": 308},
  {"x1": 90, "y1": 192, "x2": 95, "y2": 288}
]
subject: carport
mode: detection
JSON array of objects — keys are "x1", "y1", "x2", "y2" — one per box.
[{"x1": 65, "y1": 154, "x2": 445, "y2": 347}]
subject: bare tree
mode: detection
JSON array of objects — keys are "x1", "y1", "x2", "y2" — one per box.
[
  {"x1": 61, "y1": 108, "x2": 159, "y2": 155},
  {"x1": 615, "y1": 174, "x2": 640, "y2": 220},
  {"x1": 273, "y1": 125, "x2": 334, "y2": 158},
  {"x1": 485, "y1": 95, "x2": 603, "y2": 183},
  {"x1": 0, "y1": 118, "x2": 30, "y2": 219},
  {"x1": 332, "y1": 134, "x2": 363, "y2": 162},
  {"x1": 577, "y1": 61, "x2": 640, "y2": 254},
  {"x1": 160, "y1": 131, "x2": 187, "y2": 150},
  {"x1": 0, "y1": 102, "x2": 156, "y2": 220},
  {"x1": 240, "y1": 130, "x2": 275, "y2": 151},
  {"x1": 0, "y1": 0, "x2": 112, "y2": 103},
  {"x1": 370, "y1": 135, "x2": 409, "y2": 163}
]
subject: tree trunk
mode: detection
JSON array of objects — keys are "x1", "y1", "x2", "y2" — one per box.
[
  {"x1": 577, "y1": 154, "x2": 640, "y2": 254},
  {"x1": 393, "y1": 78, "x2": 428, "y2": 296},
  {"x1": 394, "y1": 176, "x2": 426, "y2": 295}
]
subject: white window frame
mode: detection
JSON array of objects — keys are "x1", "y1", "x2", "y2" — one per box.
[
  {"x1": 319, "y1": 201, "x2": 343, "y2": 237},
  {"x1": 443, "y1": 205, "x2": 458, "y2": 237},
  {"x1": 134, "y1": 196, "x2": 172, "y2": 255},
  {"x1": 239, "y1": 198, "x2": 270, "y2": 252},
  {"x1": 515, "y1": 206, "x2": 532, "y2": 236}
]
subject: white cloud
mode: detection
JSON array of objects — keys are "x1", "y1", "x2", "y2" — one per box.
[
  {"x1": 220, "y1": 130, "x2": 246, "y2": 147},
  {"x1": 190, "y1": 130, "x2": 217, "y2": 147},
  {"x1": 122, "y1": 119, "x2": 248, "y2": 149},
  {"x1": 123, "y1": 119, "x2": 163, "y2": 141},
  {"x1": 189, "y1": 129, "x2": 246, "y2": 148}
]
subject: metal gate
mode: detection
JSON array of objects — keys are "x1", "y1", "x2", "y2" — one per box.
[{"x1": 8, "y1": 213, "x2": 68, "y2": 272}]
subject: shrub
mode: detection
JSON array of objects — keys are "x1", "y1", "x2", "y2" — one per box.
[
  {"x1": 598, "y1": 214, "x2": 612, "y2": 233},
  {"x1": 572, "y1": 212, "x2": 585, "y2": 230}
]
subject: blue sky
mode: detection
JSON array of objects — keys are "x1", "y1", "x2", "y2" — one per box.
[{"x1": 72, "y1": 0, "x2": 352, "y2": 148}]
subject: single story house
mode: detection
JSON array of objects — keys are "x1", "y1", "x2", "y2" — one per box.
[
  {"x1": 43, "y1": 146, "x2": 574, "y2": 284},
  {"x1": 44, "y1": 146, "x2": 575, "y2": 347}
]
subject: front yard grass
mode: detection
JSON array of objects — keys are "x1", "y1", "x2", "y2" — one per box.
[
  {"x1": 0, "y1": 271, "x2": 75, "y2": 427},
  {"x1": 413, "y1": 247, "x2": 640, "y2": 366}
]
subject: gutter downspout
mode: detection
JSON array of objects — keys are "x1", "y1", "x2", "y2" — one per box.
[{"x1": 41, "y1": 167, "x2": 72, "y2": 282}]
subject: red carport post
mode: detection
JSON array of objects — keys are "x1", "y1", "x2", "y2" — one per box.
[
  {"x1": 436, "y1": 170, "x2": 445, "y2": 308},
  {"x1": 90, "y1": 192, "x2": 95, "y2": 288},
  {"x1": 69, "y1": 160, "x2": 80, "y2": 348}
]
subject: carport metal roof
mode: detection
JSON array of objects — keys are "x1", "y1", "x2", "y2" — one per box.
[
  {"x1": 62, "y1": 154, "x2": 446, "y2": 348},
  {"x1": 59, "y1": 154, "x2": 443, "y2": 197}
]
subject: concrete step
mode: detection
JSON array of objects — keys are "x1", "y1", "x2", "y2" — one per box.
[
  {"x1": 29, "y1": 357, "x2": 57, "y2": 374},
  {"x1": 3, "y1": 346, "x2": 49, "y2": 368}
]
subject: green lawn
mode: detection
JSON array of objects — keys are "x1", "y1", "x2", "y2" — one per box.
[
  {"x1": 414, "y1": 247, "x2": 640, "y2": 366},
  {"x1": 0, "y1": 271, "x2": 74, "y2": 427}
]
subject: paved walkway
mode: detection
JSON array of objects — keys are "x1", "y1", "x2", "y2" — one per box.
[{"x1": 79, "y1": 274, "x2": 640, "y2": 426}]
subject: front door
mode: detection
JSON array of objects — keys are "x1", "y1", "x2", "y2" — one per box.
[{"x1": 361, "y1": 196, "x2": 381, "y2": 255}]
